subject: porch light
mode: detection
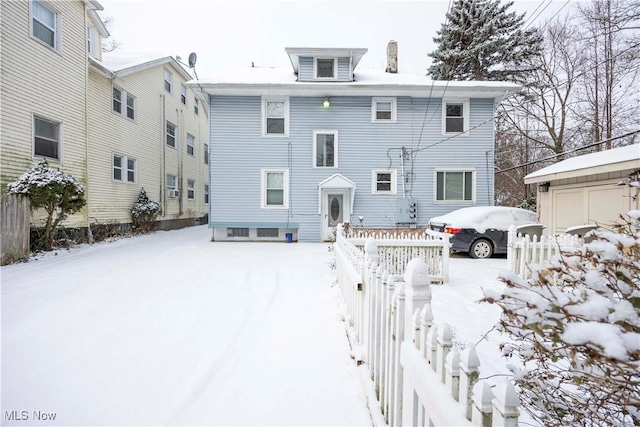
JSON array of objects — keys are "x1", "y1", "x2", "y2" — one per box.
[
  {"x1": 539, "y1": 182, "x2": 550, "y2": 193},
  {"x1": 323, "y1": 97, "x2": 330, "y2": 108}
]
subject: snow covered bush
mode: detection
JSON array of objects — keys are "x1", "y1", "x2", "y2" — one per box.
[
  {"x1": 7, "y1": 160, "x2": 86, "y2": 251},
  {"x1": 482, "y1": 212, "x2": 640, "y2": 426},
  {"x1": 131, "y1": 188, "x2": 160, "y2": 233}
]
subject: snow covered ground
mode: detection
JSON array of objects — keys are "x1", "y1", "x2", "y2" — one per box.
[{"x1": 2, "y1": 225, "x2": 511, "y2": 426}]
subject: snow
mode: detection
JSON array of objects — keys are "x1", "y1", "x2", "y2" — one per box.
[
  {"x1": 525, "y1": 143, "x2": 640, "y2": 180},
  {"x1": 1, "y1": 225, "x2": 524, "y2": 425},
  {"x1": 428, "y1": 206, "x2": 538, "y2": 233}
]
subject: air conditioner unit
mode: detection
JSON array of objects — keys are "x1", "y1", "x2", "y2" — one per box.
[{"x1": 168, "y1": 190, "x2": 179, "y2": 198}]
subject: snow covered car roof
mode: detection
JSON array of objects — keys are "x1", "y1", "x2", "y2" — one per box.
[{"x1": 428, "y1": 206, "x2": 537, "y2": 234}]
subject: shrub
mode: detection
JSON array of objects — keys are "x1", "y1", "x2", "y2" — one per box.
[
  {"x1": 482, "y1": 211, "x2": 640, "y2": 426},
  {"x1": 131, "y1": 188, "x2": 160, "y2": 233},
  {"x1": 7, "y1": 160, "x2": 86, "y2": 251}
]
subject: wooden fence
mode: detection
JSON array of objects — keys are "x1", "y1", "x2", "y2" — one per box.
[
  {"x1": 342, "y1": 225, "x2": 451, "y2": 284},
  {"x1": 507, "y1": 227, "x2": 583, "y2": 280},
  {"x1": 1, "y1": 194, "x2": 30, "y2": 265},
  {"x1": 334, "y1": 236, "x2": 520, "y2": 427}
]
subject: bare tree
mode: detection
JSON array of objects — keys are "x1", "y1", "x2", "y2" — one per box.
[
  {"x1": 99, "y1": 14, "x2": 122, "y2": 53},
  {"x1": 575, "y1": 0, "x2": 640, "y2": 148}
]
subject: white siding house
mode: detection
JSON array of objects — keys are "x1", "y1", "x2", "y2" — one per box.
[
  {"x1": 525, "y1": 144, "x2": 640, "y2": 234},
  {"x1": 1, "y1": 0, "x2": 209, "y2": 238}
]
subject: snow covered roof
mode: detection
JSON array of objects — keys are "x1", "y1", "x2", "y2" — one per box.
[
  {"x1": 96, "y1": 52, "x2": 193, "y2": 81},
  {"x1": 189, "y1": 66, "x2": 521, "y2": 99},
  {"x1": 524, "y1": 144, "x2": 640, "y2": 184}
]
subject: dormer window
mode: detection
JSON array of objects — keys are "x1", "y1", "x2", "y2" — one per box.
[{"x1": 315, "y1": 58, "x2": 336, "y2": 79}]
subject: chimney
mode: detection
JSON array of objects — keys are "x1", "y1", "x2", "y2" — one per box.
[{"x1": 386, "y1": 40, "x2": 398, "y2": 73}]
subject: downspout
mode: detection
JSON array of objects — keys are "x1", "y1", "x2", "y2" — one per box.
[
  {"x1": 83, "y1": 6, "x2": 93, "y2": 243},
  {"x1": 161, "y1": 95, "x2": 166, "y2": 216},
  {"x1": 401, "y1": 147, "x2": 406, "y2": 198},
  {"x1": 177, "y1": 108, "x2": 183, "y2": 217}
]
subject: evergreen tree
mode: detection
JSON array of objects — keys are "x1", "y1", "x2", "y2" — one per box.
[
  {"x1": 131, "y1": 188, "x2": 160, "y2": 233},
  {"x1": 428, "y1": 0, "x2": 543, "y2": 81},
  {"x1": 7, "y1": 160, "x2": 86, "y2": 250}
]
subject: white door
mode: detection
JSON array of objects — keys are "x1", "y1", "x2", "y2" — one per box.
[{"x1": 323, "y1": 193, "x2": 343, "y2": 241}]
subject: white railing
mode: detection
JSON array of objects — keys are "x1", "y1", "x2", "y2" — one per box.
[
  {"x1": 507, "y1": 227, "x2": 583, "y2": 280},
  {"x1": 334, "y1": 237, "x2": 521, "y2": 427},
  {"x1": 342, "y1": 226, "x2": 451, "y2": 284}
]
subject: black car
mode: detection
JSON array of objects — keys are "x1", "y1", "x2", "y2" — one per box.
[{"x1": 428, "y1": 206, "x2": 538, "y2": 258}]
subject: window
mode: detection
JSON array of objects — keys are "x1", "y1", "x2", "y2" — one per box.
[
  {"x1": 442, "y1": 99, "x2": 469, "y2": 134},
  {"x1": 262, "y1": 97, "x2": 289, "y2": 136},
  {"x1": 34, "y1": 115, "x2": 60, "y2": 159},
  {"x1": 164, "y1": 69, "x2": 172, "y2": 92},
  {"x1": 204, "y1": 143, "x2": 209, "y2": 164},
  {"x1": 204, "y1": 184, "x2": 209, "y2": 204},
  {"x1": 257, "y1": 228, "x2": 279, "y2": 238},
  {"x1": 166, "y1": 174, "x2": 176, "y2": 191},
  {"x1": 113, "y1": 155, "x2": 136, "y2": 183},
  {"x1": 113, "y1": 87, "x2": 136, "y2": 120},
  {"x1": 372, "y1": 97, "x2": 397, "y2": 122},
  {"x1": 313, "y1": 130, "x2": 338, "y2": 168},
  {"x1": 227, "y1": 228, "x2": 249, "y2": 238},
  {"x1": 166, "y1": 121, "x2": 176, "y2": 148},
  {"x1": 186, "y1": 134, "x2": 195, "y2": 155},
  {"x1": 194, "y1": 98, "x2": 199, "y2": 115},
  {"x1": 436, "y1": 170, "x2": 474, "y2": 202},
  {"x1": 315, "y1": 58, "x2": 335, "y2": 79},
  {"x1": 372, "y1": 170, "x2": 397, "y2": 194},
  {"x1": 261, "y1": 169, "x2": 289, "y2": 209},
  {"x1": 87, "y1": 26, "x2": 94, "y2": 56},
  {"x1": 187, "y1": 179, "x2": 195, "y2": 200},
  {"x1": 32, "y1": 0, "x2": 58, "y2": 49},
  {"x1": 181, "y1": 85, "x2": 187, "y2": 104}
]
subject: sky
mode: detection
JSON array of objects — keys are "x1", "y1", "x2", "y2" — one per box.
[
  {"x1": 97, "y1": 0, "x2": 577, "y2": 78},
  {"x1": 2, "y1": 225, "x2": 516, "y2": 425}
]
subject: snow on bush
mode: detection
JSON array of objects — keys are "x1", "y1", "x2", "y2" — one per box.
[
  {"x1": 482, "y1": 212, "x2": 640, "y2": 426},
  {"x1": 131, "y1": 188, "x2": 160, "y2": 233},
  {"x1": 7, "y1": 160, "x2": 86, "y2": 250}
]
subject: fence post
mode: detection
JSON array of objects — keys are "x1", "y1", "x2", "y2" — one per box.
[
  {"x1": 472, "y1": 381, "x2": 494, "y2": 426},
  {"x1": 492, "y1": 381, "x2": 519, "y2": 427},
  {"x1": 390, "y1": 281, "x2": 406, "y2": 427},
  {"x1": 418, "y1": 303, "x2": 434, "y2": 358},
  {"x1": 445, "y1": 346, "x2": 461, "y2": 401},
  {"x1": 507, "y1": 225, "x2": 516, "y2": 273},
  {"x1": 436, "y1": 323, "x2": 453, "y2": 382},
  {"x1": 460, "y1": 343, "x2": 481, "y2": 420},
  {"x1": 403, "y1": 258, "x2": 432, "y2": 346},
  {"x1": 384, "y1": 275, "x2": 397, "y2": 420}
]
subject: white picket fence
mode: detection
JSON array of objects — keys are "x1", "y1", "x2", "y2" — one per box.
[
  {"x1": 334, "y1": 234, "x2": 521, "y2": 427},
  {"x1": 342, "y1": 226, "x2": 451, "y2": 283},
  {"x1": 507, "y1": 227, "x2": 583, "y2": 280}
]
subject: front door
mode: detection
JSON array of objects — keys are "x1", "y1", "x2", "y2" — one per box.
[{"x1": 323, "y1": 193, "x2": 343, "y2": 241}]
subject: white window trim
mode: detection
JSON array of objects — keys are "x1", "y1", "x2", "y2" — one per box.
[
  {"x1": 433, "y1": 168, "x2": 476, "y2": 204},
  {"x1": 312, "y1": 130, "x2": 338, "y2": 168},
  {"x1": 194, "y1": 97, "x2": 199, "y2": 115},
  {"x1": 441, "y1": 99, "x2": 470, "y2": 136},
  {"x1": 371, "y1": 97, "x2": 397, "y2": 123},
  {"x1": 371, "y1": 169, "x2": 397, "y2": 194},
  {"x1": 33, "y1": 114, "x2": 62, "y2": 161},
  {"x1": 112, "y1": 154, "x2": 136, "y2": 183},
  {"x1": 87, "y1": 26, "x2": 94, "y2": 57},
  {"x1": 164, "y1": 68, "x2": 173, "y2": 93},
  {"x1": 112, "y1": 86, "x2": 136, "y2": 121},
  {"x1": 314, "y1": 57, "x2": 338, "y2": 80},
  {"x1": 204, "y1": 184, "x2": 209, "y2": 204},
  {"x1": 166, "y1": 174, "x2": 177, "y2": 191},
  {"x1": 261, "y1": 96, "x2": 289, "y2": 137},
  {"x1": 30, "y1": 0, "x2": 60, "y2": 51},
  {"x1": 187, "y1": 179, "x2": 195, "y2": 200},
  {"x1": 181, "y1": 84, "x2": 187, "y2": 105},
  {"x1": 166, "y1": 121, "x2": 177, "y2": 148},
  {"x1": 261, "y1": 168, "x2": 289, "y2": 209},
  {"x1": 186, "y1": 134, "x2": 195, "y2": 156}
]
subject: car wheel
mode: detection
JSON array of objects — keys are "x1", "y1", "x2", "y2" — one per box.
[{"x1": 469, "y1": 239, "x2": 493, "y2": 259}]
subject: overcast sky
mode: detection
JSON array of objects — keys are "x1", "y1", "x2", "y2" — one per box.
[{"x1": 98, "y1": 0, "x2": 576, "y2": 78}]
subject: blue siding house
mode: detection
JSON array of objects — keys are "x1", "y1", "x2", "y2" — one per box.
[{"x1": 192, "y1": 43, "x2": 520, "y2": 242}]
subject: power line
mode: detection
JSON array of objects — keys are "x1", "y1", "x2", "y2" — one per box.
[{"x1": 495, "y1": 130, "x2": 640, "y2": 174}]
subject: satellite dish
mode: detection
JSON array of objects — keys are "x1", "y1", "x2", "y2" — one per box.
[{"x1": 188, "y1": 52, "x2": 197, "y2": 68}]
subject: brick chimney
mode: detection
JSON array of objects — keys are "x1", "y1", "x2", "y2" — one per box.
[{"x1": 386, "y1": 40, "x2": 398, "y2": 73}]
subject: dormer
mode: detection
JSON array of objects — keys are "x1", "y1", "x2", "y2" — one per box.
[
  {"x1": 86, "y1": 1, "x2": 109, "y2": 61},
  {"x1": 285, "y1": 47, "x2": 368, "y2": 82}
]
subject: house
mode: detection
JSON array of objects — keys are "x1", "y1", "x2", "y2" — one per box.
[
  {"x1": 89, "y1": 53, "x2": 210, "y2": 230},
  {"x1": 191, "y1": 42, "x2": 520, "y2": 242},
  {"x1": 1, "y1": 0, "x2": 209, "y2": 237},
  {"x1": 1, "y1": 0, "x2": 108, "y2": 229},
  {"x1": 524, "y1": 144, "x2": 640, "y2": 234}
]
